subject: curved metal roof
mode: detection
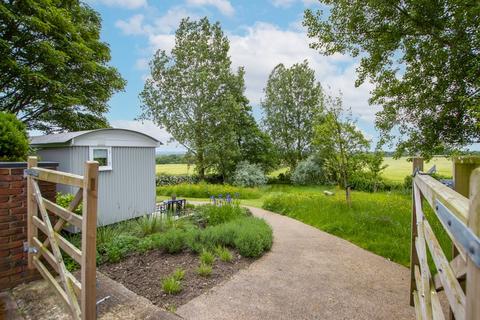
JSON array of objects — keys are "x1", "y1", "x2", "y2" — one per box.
[{"x1": 30, "y1": 128, "x2": 161, "y2": 146}]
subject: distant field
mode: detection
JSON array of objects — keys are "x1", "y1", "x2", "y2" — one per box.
[
  {"x1": 156, "y1": 156, "x2": 453, "y2": 182},
  {"x1": 382, "y1": 156, "x2": 452, "y2": 182},
  {"x1": 156, "y1": 164, "x2": 194, "y2": 175}
]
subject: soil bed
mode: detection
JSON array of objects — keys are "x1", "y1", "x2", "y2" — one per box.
[{"x1": 99, "y1": 249, "x2": 252, "y2": 311}]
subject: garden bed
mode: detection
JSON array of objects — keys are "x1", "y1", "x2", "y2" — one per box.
[{"x1": 100, "y1": 249, "x2": 252, "y2": 311}]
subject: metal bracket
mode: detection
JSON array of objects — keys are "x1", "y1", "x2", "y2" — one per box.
[
  {"x1": 23, "y1": 242, "x2": 38, "y2": 254},
  {"x1": 24, "y1": 168, "x2": 39, "y2": 178},
  {"x1": 435, "y1": 200, "x2": 480, "y2": 267}
]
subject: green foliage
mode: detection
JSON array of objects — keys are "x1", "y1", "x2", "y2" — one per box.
[
  {"x1": 232, "y1": 218, "x2": 273, "y2": 258},
  {"x1": 291, "y1": 156, "x2": 326, "y2": 185},
  {"x1": 156, "y1": 154, "x2": 188, "y2": 164},
  {"x1": 104, "y1": 235, "x2": 139, "y2": 263},
  {"x1": 313, "y1": 95, "x2": 370, "y2": 199},
  {"x1": 0, "y1": 1, "x2": 125, "y2": 132},
  {"x1": 156, "y1": 175, "x2": 199, "y2": 186},
  {"x1": 135, "y1": 215, "x2": 163, "y2": 237},
  {"x1": 162, "y1": 276, "x2": 182, "y2": 294},
  {"x1": 232, "y1": 161, "x2": 267, "y2": 187},
  {"x1": 156, "y1": 182, "x2": 262, "y2": 199},
  {"x1": 172, "y1": 268, "x2": 186, "y2": 281},
  {"x1": 349, "y1": 172, "x2": 402, "y2": 193},
  {"x1": 96, "y1": 226, "x2": 122, "y2": 252},
  {"x1": 262, "y1": 60, "x2": 324, "y2": 170},
  {"x1": 140, "y1": 17, "x2": 267, "y2": 180},
  {"x1": 56, "y1": 193, "x2": 82, "y2": 215},
  {"x1": 304, "y1": 1, "x2": 479, "y2": 158},
  {"x1": 200, "y1": 250, "x2": 215, "y2": 265},
  {"x1": 161, "y1": 229, "x2": 186, "y2": 254},
  {"x1": 215, "y1": 246, "x2": 233, "y2": 262},
  {"x1": 197, "y1": 263, "x2": 212, "y2": 277},
  {"x1": 263, "y1": 191, "x2": 451, "y2": 267},
  {"x1": 0, "y1": 112, "x2": 28, "y2": 161},
  {"x1": 195, "y1": 203, "x2": 247, "y2": 226}
]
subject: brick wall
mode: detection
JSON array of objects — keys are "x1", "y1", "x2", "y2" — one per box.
[{"x1": 0, "y1": 162, "x2": 58, "y2": 291}]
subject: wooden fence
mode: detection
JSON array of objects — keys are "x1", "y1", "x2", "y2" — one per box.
[
  {"x1": 25, "y1": 156, "x2": 99, "y2": 320},
  {"x1": 410, "y1": 157, "x2": 480, "y2": 320}
]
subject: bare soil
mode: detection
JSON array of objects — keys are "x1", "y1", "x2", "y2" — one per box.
[{"x1": 99, "y1": 249, "x2": 252, "y2": 311}]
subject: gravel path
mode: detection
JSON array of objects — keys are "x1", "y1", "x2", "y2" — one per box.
[{"x1": 177, "y1": 206, "x2": 414, "y2": 320}]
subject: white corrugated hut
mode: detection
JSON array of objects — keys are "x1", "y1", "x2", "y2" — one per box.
[{"x1": 31, "y1": 128, "x2": 161, "y2": 226}]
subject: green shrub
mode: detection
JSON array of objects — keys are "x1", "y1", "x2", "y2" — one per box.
[
  {"x1": 200, "y1": 250, "x2": 215, "y2": 265},
  {"x1": 291, "y1": 156, "x2": 326, "y2": 185},
  {"x1": 160, "y1": 229, "x2": 185, "y2": 253},
  {"x1": 136, "y1": 215, "x2": 162, "y2": 237},
  {"x1": 233, "y1": 218, "x2": 273, "y2": 258},
  {"x1": 195, "y1": 203, "x2": 247, "y2": 226},
  {"x1": 156, "y1": 182, "x2": 262, "y2": 199},
  {"x1": 215, "y1": 246, "x2": 233, "y2": 262},
  {"x1": 172, "y1": 268, "x2": 186, "y2": 281},
  {"x1": 104, "y1": 235, "x2": 140, "y2": 262},
  {"x1": 162, "y1": 276, "x2": 182, "y2": 294},
  {"x1": 156, "y1": 174, "x2": 198, "y2": 186},
  {"x1": 232, "y1": 161, "x2": 267, "y2": 187},
  {"x1": 197, "y1": 263, "x2": 212, "y2": 277},
  {"x1": 349, "y1": 172, "x2": 402, "y2": 192},
  {"x1": 97, "y1": 226, "x2": 121, "y2": 251},
  {"x1": 56, "y1": 193, "x2": 82, "y2": 215},
  {"x1": 0, "y1": 112, "x2": 28, "y2": 161}
]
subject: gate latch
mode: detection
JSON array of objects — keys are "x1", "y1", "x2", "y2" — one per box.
[{"x1": 23, "y1": 242, "x2": 38, "y2": 254}]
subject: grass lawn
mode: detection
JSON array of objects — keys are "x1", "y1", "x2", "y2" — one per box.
[{"x1": 382, "y1": 156, "x2": 452, "y2": 182}]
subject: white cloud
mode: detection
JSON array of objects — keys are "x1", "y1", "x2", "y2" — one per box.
[
  {"x1": 227, "y1": 23, "x2": 378, "y2": 121},
  {"x1": 271, "y1": 0, "x2": 296, "y2": 8},
  {"x1": 115, "y1": 14, "x2": 145, "y2": 35},
  {"x1": 110, "y1": 120, "x2": 186, "y2": 153},
  {"x1": 186, "y1": 0, "x2": 235, "y2": 16},
  {"x1": 87, "y1": 0, "x2": 147, "y2": 9}
]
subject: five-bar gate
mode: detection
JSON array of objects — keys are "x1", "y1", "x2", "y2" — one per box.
[
  {"x1": 410, "y1": 157, "x2": 480, "y2": 320},
  {"x1": 25, "y1": 156, "x2": 99, "y2": 320}
]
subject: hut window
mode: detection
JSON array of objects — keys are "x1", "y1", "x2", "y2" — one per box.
[{"x1": 89, "y1": 147, "x2": 112, "y2": 171}]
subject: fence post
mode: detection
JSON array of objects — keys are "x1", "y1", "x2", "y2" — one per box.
[
  {"x1": 466, "y1": 168, "x2": 480, "y2": 320},
  {"x1": 452, "y1": 157, "x2": 480, "y2": 319},
  {"x1": 81, "y1": 161, "x2": 99, "y2": 320},
  {"x1": 410, "y1": 157, "x2": 423, "y2": 305},
  {"x1": 27, "y1": 156, "x2": 38, "y2": 269}
]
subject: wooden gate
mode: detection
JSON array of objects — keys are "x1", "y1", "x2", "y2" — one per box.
[
  {"x1": 410, "y1": 157, "x2": 480, "y2": 320},
  {"x1": 25, "y1": 156, "x2": 99, "y2": 320}
]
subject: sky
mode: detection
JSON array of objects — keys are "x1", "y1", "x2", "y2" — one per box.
[{"x1": 85, "y1": 0, "x2": 381, "y2": 153}]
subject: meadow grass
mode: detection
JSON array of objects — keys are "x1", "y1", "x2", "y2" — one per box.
[
  {"x1": 157, "y1": 182, "x2": 263, "y2": 199},
  {"x1": 262, "y1": 190, "x2": 451, "y2": 268}
]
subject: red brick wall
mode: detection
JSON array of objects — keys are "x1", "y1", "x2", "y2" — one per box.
[{"x1": 0, "y1": 163, "x2": 58, "y2": 291}]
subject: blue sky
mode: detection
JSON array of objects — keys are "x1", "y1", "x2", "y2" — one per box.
[{"x1": 85, "y1": 0, "x2": 380, "y2": 152}]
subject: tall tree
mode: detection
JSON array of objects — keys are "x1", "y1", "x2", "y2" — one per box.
[
  {"x1": 314, "y1": 95, "x2": 370, "y2": 205},
  {"x1": 0, "y1": 0, "x2": 126, "y2": 132},
  {"x1": 304, "y1": 1, "x2": 480, "y2": 159},
  {"x1": 261, "y1": 60, "x2": 324, "y2": 170},
  {"x1": 140, "y1": 17, "x2": 261, "y2": 180}
]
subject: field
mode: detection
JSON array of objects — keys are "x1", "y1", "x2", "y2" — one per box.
[
  {"x1": 156, "y1": 156, "x2": 453, "y2": 182},
  {"x1": 382, "y1": 156, "x2": 452, "y2": 182}
]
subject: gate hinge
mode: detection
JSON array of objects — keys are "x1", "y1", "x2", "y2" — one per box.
[
  {"x1": 23, "y1": 242, "x2": 38, "y2": 254},
  {"x1": 24, "y1": 168, "x2": 39, "y2": 178}
]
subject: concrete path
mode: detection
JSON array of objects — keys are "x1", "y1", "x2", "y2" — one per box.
[{"x1": 177, "y1": 206, "x2": 414, "y2": 320}]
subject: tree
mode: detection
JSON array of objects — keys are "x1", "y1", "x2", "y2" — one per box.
[
  {"x1": 0, "y1": 0, "x2": 126, "y2": 132},
  {"x1": 364, "y1": 150, "x2": 388, "y2": 192},
  {"x1": 0, "y1": 112, "x2": 29, "y2": 161},
  {"x1": 304, "y1": 1, "x2": 480, "y2": 159},
  {"x1": 140, "y1": 17, "x2": 258, "y2": 180},
  {"x1": 261, "y1": 60, "x2": 324, "y2": 170},
  {"x1": 313, "y1": 95, "x2": 370, "y2": 205}
]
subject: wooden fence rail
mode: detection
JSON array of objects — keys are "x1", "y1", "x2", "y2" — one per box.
[
  {"x1": 410, "y1": 157, "x2": 480, "y2": 320},
  {"x1": 26, "y1": 156, "x2": 99, "y2": 320}
]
